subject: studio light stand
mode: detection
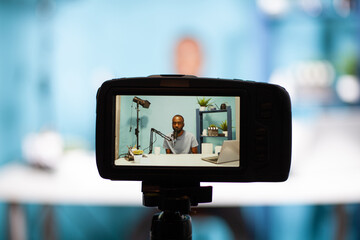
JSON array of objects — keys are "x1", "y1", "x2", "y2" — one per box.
[
  {"x1": 132, "y1": 97, "x2": 150, "y2": 149},
  {"x1": 135, "y1": 101, "x2": 140, "y2": 149},
  {"x1": 142, "y1": 181, "x2": 213, "y2": 240}
]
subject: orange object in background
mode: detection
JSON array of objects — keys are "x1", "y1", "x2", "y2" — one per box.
[{"x1": 175, "y1": 37, "x2": 203, "y2": 76}]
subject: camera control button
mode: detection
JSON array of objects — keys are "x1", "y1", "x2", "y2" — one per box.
[
  {"x1": 255, "y1": 124, "x2": 269, "y2": 163},
  {"x1": 260, "y1": 103, "x2": 272, "y2": 119},
  {"x1": 260, "y1": 111, "x2": 272, "y2": 119},
  {"x1": 261, "y1": 102, "x2": 272, "y2": 110},
  {"x1": 256, "y1": 127, "x2": 267, "y2": 136}
]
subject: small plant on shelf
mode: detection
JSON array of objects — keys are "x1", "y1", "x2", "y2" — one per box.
[
  {"x1": 197, "y1": 97, "x2": 212, "y2": 111},
  {"x1": 218, "y1": 120, "x2": 228, "y2": 137},
  {"x1": 218, "y1": 120, "x2": 227, "y2": 131}
]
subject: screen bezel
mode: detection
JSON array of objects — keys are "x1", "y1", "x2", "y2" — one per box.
[{"x1": 98, "y1": 86, "x2": 248, "y2": 181}]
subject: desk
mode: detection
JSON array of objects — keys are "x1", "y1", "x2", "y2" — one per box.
[
  {"x1": 1, "y1": 110, "x2": 358, "y2": 206},
  {"x1": 115, "y1": 154, "x2": 239, "y2": 167},
  {"x1": 1, "y1": 142, "x2": 360, "y2": 239},
  {"x1": 2, "y1": 109, "x2": 360, "y2": 238},
  {"x1": 0, "y1": 147, "x2": 360, "y2": 206}
]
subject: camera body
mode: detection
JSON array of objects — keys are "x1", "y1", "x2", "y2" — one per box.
[{"x1": 96, "y1": 75, "x2": 291, "y2": 182}]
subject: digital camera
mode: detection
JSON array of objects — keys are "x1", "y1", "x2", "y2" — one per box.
[{"x1": 96, "y1": 75, "x2": 292, "y2": 182}]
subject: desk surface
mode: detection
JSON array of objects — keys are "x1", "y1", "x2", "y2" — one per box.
[
  {"x1": 0, "y1": 147, "x2": 360, "y2": 207},
  {"x1": 1, "y1": 110, "x2": 360, "y2": 206},
  {"x1": 115, "y1": 154, "x2": 239, "y2": 167}
]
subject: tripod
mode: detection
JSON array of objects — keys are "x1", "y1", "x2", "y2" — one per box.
[{"x1": 142, "y1": 181, "x2": 213, "y2": 240}]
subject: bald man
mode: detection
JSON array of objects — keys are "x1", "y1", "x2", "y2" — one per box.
[{"x1": 163, "y1": 115, "x2": 198, "y2": 154}]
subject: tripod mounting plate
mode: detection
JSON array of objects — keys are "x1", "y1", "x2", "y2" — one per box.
[{"x1": 142, "y1": 181, "x2": 212, "y2": 213}]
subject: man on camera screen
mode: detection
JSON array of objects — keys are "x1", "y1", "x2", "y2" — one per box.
[{"x1": 163, "y1": 114, "x2": 198, "y2": 154}]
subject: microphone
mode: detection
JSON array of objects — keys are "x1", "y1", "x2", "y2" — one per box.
[
  {"x1": 172, "y1": 131, "x2": 181, "y2": 146},
  {"x1": 172, "y1": 131, "x2": 179, "y2": 140}
]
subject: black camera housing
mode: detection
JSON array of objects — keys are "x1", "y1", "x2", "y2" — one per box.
[{"x1": 96, "y1": 75, "x2": 291, "y2": 182}]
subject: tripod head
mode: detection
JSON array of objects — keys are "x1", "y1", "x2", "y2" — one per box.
[{"x1": 142, "y1": 181, "x2": 213, "y2": 240}]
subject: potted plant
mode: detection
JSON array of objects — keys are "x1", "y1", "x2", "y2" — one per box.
[
  {"x1": 218, "y1": 120, "x2": 228, "y2": 137},
  {"x1": 337, "y1": 55, "x2": 360, "y2": 104},
  {"x1": 197, "y1": 97, "x2": 212, "y2": 111}
]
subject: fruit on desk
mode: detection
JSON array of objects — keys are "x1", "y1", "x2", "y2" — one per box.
[{"x1": 132, "y1": 149, "x2": 143, "y2": 155}]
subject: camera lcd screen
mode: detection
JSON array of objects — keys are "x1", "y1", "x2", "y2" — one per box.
[{"x1": 114, "y1": 95, "x2": 240, "y2": 167}]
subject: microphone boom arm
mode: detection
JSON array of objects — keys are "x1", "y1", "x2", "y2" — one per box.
[{"x1": 149, "y1": 128, "x2": 172, "y2": 154}]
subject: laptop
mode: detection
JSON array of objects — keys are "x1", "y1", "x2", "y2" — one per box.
[{"x1": 201, "y1": 140, "x2": 239, "y2": 164}]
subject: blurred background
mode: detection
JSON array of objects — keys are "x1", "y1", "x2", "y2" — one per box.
[{"x1": 1, "y1": 0, "x2": 360, "y2": 239}]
